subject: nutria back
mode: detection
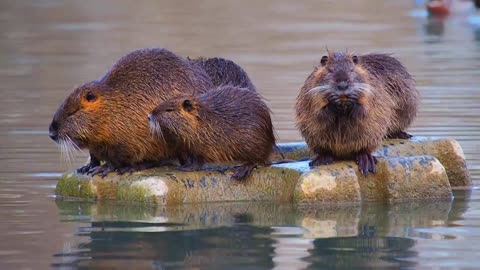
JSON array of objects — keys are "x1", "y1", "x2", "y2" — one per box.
[
  {"x1": 189, "y1": 57, "x2": 256, "y2": 91},
  {"x1": 49, "y1": 48, "x2": 213, "y2": 171},
  {"x1": 359, "y1": 54, "x2": 418, "y2": 136},
  {"x1": 150, "y1": 85, "x2": 274, "y2": 164}
]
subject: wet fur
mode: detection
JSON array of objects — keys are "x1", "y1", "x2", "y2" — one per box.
[
  {"x1": 189, "y1": 57, "x2": 256, "y2": 91},
  {"x1": 295, "y1": 52, "x2": 418, "y2": 162},
  {"x1": 150, "y1": 85, "x2": 275, "y2": 175},
  {"x1": 50, "y1": 48, "x2": 213, "y2": 171}
]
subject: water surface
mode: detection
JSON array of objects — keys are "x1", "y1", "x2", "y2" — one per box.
[{"x1": 1, "y1": 0, "x2": 480, "y2": 269}]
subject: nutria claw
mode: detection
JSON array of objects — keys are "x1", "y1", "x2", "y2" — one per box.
[
  {"x1": 355, "y1": 153, "x2": 377, "y2": 175},
  {"x1": 386, "y1": 131, "x2": 413, "y2": 140},
  {"x1": 76, "y1": 155, "x2": 100, "y2": 175},
  {"x1": 76, "y1": 163, "x2": 98, "y2": 175},
  {"x1": 88, "y1": 164, "x2": 113, "y2": 178},
  {"x1": 309, "y1": 153, "x2": 335, "y2": 167},
  {"x1": 231, "y1": 163, "x2": 257, "y2": 181}
]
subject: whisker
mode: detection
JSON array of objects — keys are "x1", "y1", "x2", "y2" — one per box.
[
  {"x1": 149, "y1": 121, "x2": 166, "y2": 143},
  {"x1": 306, "y1": 84, "x2": 333, "y2": 95},
  {"x1": 352, "y1": 83, "x2": 372, "y2": 95}
]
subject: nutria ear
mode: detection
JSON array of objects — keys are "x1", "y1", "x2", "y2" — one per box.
[
  {"x1": 182, "y1": 100, "x2": 193, "y2": 112},
  {"x1": 320, "y1": 56, "x2": 328, "y2": 66},
  {"x1": 352, "y1": 55, "x2": 359, "y2": 64}
]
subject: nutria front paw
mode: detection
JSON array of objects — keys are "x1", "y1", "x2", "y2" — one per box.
[
  {"x1": 356, "y1": 153, "x2": 377, "y2": 175},
  {"x1": 231, "y1": 163, "x2": 256, "y2": 181},
  {"x1": 77, "y1": 163, "x2": 98, "y2": 175},
  {"x1": 88, "y1": 165, "x2": 114, "y2": 178},
  {"x1": 77, "y1": 155, "x2": 101, "y2": 175},
  {"x1": 309, "y1": 153, "x2": 335, "y2": 167},
  {"x1": 386, "y1": 131, "x2": 412, "y2": 139}
]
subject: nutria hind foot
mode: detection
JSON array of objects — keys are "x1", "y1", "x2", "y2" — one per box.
[
  {"x1": 76, "y1": 155, "x2": 100, "y2": 175},
  {"x1": 231, "y1": 163, "x2": 257, "y2": 181},
  {"x1": 356, "y1": 153, "x2": 377, "y2": 175},
  {"x1": 386, "y1": 131, "x2": 412, "y2": 139},
  {"x1": 309, "y1": 153, "x2": 335, "y2": 167}
]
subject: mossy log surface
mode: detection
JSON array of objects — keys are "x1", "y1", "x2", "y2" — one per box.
[{"x1": 55, "y1": 137, "x2": 470, "y2": 205}]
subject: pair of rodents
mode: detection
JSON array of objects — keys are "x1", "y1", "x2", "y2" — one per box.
[
  {"x1": 49, "y1": 48, "x2": 275, "y2": 180},
  {"x1": 49, "y1": 48, "x2": 418, "y2": 179}
]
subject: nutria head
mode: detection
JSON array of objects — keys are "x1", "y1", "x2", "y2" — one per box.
[
  {"x1": 306, "y1": 52, "x2": 371, "y2": 118},
  {"x1": 148, "y1": 96, "x2": 199, "y2": 142},
  {"x1": 49, "y1": 81, "x2": 108, "y2": 149}
]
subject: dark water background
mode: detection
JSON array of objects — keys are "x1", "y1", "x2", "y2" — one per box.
[{"x1": 1, "y1": 0, "x2": 480, "y2": 269}]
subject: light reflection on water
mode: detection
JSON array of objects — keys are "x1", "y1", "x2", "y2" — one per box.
[{"x1": 1, "y1": 0, "x2": 480, "y2": 269}]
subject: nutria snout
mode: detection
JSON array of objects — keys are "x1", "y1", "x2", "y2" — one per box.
[{"x1": 49, "y1": 120, "x2": 59, "y2": 141}]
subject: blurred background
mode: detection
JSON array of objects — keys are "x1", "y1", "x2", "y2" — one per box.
[{"x1": 1, "y1": 0, "x2": 480, "y2": 269}]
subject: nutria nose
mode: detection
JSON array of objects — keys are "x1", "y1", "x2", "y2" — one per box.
[
  {"x1": 337, "y1": 81, "x2": 349, "y2": 91},
  {"x1": 147, "y1": 113, "x2": 152, "y2": 122},
  {"x1": 49, "y1": 120, "x2": 59, "y2": 141}
]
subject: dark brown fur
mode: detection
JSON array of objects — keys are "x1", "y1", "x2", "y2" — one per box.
[
  {"x1": 189, "y1": 57, "x2": 256, "y2": 91},
  {"x1": 49, "y1": 48, "x2": 213, "y2": 176},
  {"x1": 295, "y1": 52, "x2": 418, "y2": 174},
  {"x1": 149, "y1": 85, "x2": 275, "y2": 180}
]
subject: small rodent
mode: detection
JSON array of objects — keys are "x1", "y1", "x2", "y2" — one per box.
[
  {"x1": 295, "y1": 52, "x2": 418, "y2": 174},
  {"x1": 188, "y1": 57, "x2": 256, "y2": 91},
  {"x1": 148, "y1": 85, "x2": 275, "y2": 180},
  {"x1": 48, "y1": 48, "x2": 213, "y2": 176}
]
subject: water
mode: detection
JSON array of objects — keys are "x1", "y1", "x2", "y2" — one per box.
[{"x1": 1, "y1": 0, "x2": 480, "y2": 269}]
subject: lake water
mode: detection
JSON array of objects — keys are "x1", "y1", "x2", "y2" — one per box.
[{"x1": 1, "y1": 0, "x2": 480, "y2": 269}]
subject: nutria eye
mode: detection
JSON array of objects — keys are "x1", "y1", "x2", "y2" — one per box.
[
  {"x1": 352, "y1": 55, "x2": 358, "y2": 64},
  {"x1": 85, "y1": 91, "x2": 96, "y2": 102},
  {"x1": 165, "y1": 108, "x2": 174, "y2": 112},
  {"x1": 182, "y1": 100, "x2": 193, "y2": 112},
  {"x1": 320, "y1": 56, "x2": 328, "y2": 66}
]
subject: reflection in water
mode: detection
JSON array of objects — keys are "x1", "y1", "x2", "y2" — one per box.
[
  {"x1": 1, "y1": 0, "x2": 480, "y2": 269},
  {"x1": 424, "y1": 16, "x2": 447, "y2": 37},
  {"x1": 49, "y1": 197, "x2": 472, "y2": 269},
  {"x1": 308, "y1": 236, "x2": 417, "y2": 269}
]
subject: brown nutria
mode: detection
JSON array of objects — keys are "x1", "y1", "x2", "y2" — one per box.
[
  {"x1": 148, "y1": 85, "x2": 275, "y2": 180},
  {"x1": 48, "y1": 48, "x2": 213, "y2": 176},
  {"x1": 295, "y1": 52, "x2": 418, "y2": 174},
  {"x1": 188, "y1": 57, "x2": 256, "y2": 91}
]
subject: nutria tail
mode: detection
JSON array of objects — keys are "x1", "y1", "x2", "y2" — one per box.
[{"x1": 188, "y1": 57, "x2": 256, "y2": 91}]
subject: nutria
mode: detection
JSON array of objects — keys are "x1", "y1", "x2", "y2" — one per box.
[
  {"x1": 48, "y1": 48, "x2": 213, "y2": 176},
  {"x1": 188, "y1": 57, "x2": 256, "y2": 91},
  {"x1": 295, "y1": 52, "x2": 418, "y2": 174},
  {"x1": 148, "y1": 85, "x2": 275, "y2": 180}
]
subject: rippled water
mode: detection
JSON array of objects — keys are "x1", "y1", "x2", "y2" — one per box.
[{"x1": 1, "y1": 0, "x2": 480, "y2": 269}]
